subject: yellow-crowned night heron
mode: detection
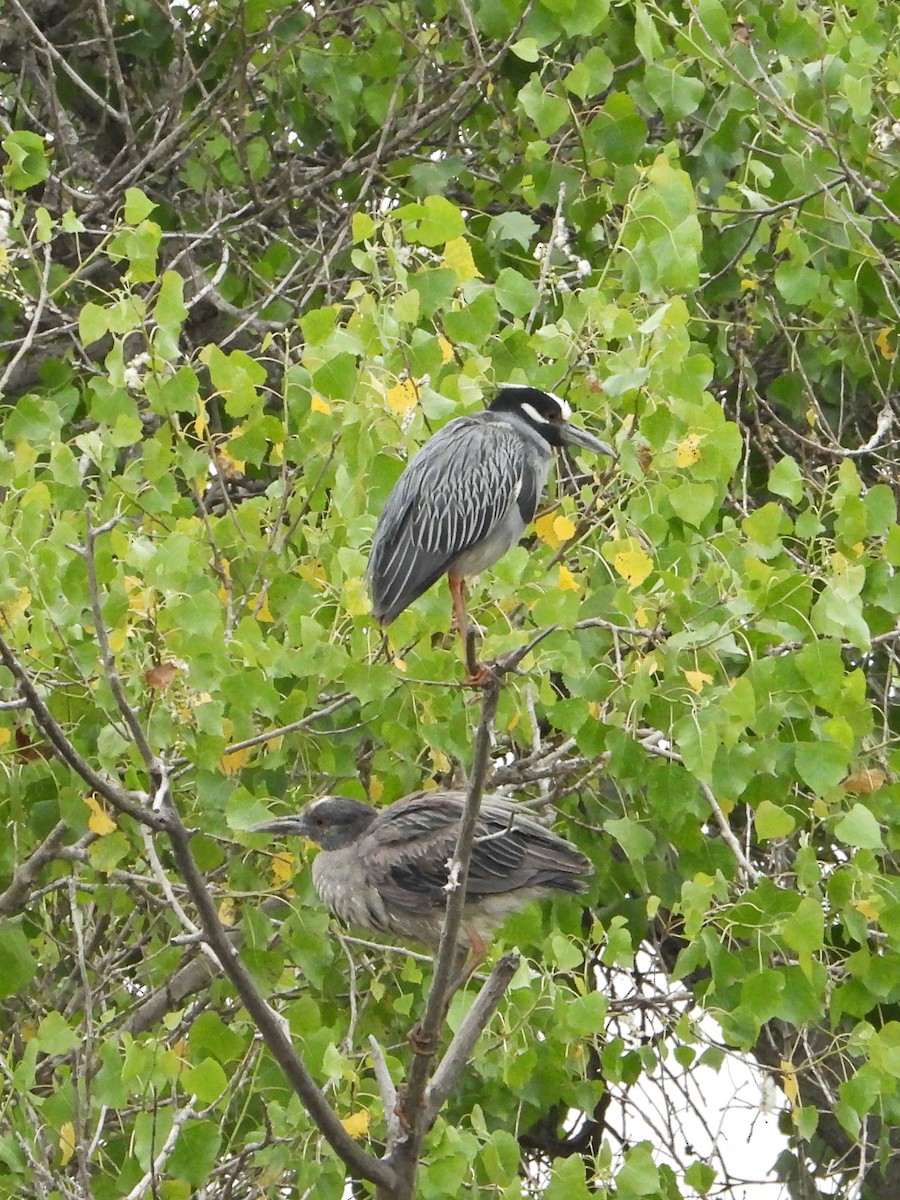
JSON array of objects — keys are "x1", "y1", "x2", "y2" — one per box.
[
  {"x1": 252, "y1": 791, "x2": 591, "y2": 972},
  {"x1": 367, "y1": 385, "x2": 614, "y2": 678}
]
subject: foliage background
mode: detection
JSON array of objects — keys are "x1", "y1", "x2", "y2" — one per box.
[{"x1": 1, "y1": 0, "x2": 899, "y2": 1197}]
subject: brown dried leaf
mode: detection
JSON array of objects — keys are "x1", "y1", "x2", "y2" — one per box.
[{"x1": 145, "y1": 663, "x2": 179, "y2": 692}]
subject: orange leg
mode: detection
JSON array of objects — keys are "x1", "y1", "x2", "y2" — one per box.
[{"x1": 449, "y1": 573, "x2": 491, "y2": 685}]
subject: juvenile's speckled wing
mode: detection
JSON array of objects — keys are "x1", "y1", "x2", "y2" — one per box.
[
  {"x1": 357, "y1": 791, "x2": 590, "y2": 917},
  {"x1": 367, "y1": 414, "x2": 541, "y2": 625}
]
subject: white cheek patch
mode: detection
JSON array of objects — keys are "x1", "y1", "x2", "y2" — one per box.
[{"x1": 520, "y1": 402, "x2": 550, "y2": 426}]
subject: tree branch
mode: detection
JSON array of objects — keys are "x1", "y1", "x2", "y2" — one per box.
[{"x1": 0, "y1": 633, "x2": 167, "y2": 830}]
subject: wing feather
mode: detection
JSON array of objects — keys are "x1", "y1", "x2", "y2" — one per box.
[
  {"x1": 360, "y1": 792, "x2": 589, "y2": 915},
  {"x1": 367, "y1": 416, "x2": 528, "y2": 624}
]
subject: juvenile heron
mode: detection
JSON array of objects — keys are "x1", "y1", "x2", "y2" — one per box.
[
  {"x1": 252, "y1": 791, "x2": 591, "y2": 976},
  {"x1": 366, "y1": 385, "x2": 615, "y2": 679}
]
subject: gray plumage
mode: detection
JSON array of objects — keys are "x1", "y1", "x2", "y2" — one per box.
[
  {"x1": 367, "y1": 386, "x2": 615, "y2": 626},
  {"x1": 251, "y1": 791, "x2": 592, "y2": 952}
]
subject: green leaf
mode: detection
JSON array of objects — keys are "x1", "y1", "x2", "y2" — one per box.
[
  {"x1": 616, "y1": 1143, "x2": 660, "y2": 1195},
  {"x1": 834, "y1": 803, "x2": 883, "y2": 850},
  {"x1": 510, "y1": 37, "x2": 540, "y2": 62},
  {"x1": 744, "y1": 502, "x2": 785, "y2": 546},
  {"x1": 487, "y1": 211, "x2": 539, "y2": 249},
  {"x1": 669, "y1": 482, "x2": 716, "y2": 526},
  {"x1": 864, "y1": 485, "x2": 897, "y2": 535},
  {"x1": 565, "y1": 990, "x2": 609, "y2": 1036},
  {"x1": 782, "y1": 896, "x2": 824, "y2": 956},
  {"x1": 684, "y1": 1161, "x2": 716, "y2": 1194},
  {"x1": 795, "y1": 741, "x2": 851, "y2": 795},
  {"x1": 79, "y1": 302, "x2": 109, "y2": 347},
  {"x1": 0, "y1": 921, "x2": 37, "y2": 998},
  {"x1": 769, "y1": 457, "x2": 804, "y2": 504},
  {"x1": 642, "y1": 64, "x2": 705, "y2": 120},
  {"x1": 352, "y1": 211, "x2": 376, "y2": 241},
  {"x1": 200, "y1": 345, "x2": 267, "y2": 416},
  {"x1": 565, "y1": 48, "x2": 614, "y2": 99},
  {"x1": 154, "y1": 271, "x2": 188, "y2": 338},
  {"x1": 774, "y1": 262, "x2": 820, "y2": 306},
  {"x1": 182, "y1": 1057, "x2": 228, "y2": 1102},
  {"x1": 413, "y1": 196, "x2": 467, "y2": 247},
  {"x1": 494, "y1": 268, "x2": 538, "y2": 317},
  {"x1": 35, "y1": 1011, "x2": 81, "y2": 1054},
  {"x1": 124, "y1": 187, "x2": 157, "y2": 223},
  {"x1": 312, "y1": 351, "x2": 358, "y2": 400},
  {"x1": 3, "y1": 131, "x2": 50, "y2": 189},
  {"x1": 517, "y1": 78, "x2": 570, "y2": 138},
  {"x1": 168, "y1": 1121, "x2": 222, "y2": 1185},
  {"x1": 754, "y1": 800, "x2": 795, "y2": 840}
]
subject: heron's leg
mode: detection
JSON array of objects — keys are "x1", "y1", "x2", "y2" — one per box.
[
  {"x1": 446, "y1": 924, "x2": 487, "y2": 994},
  {"x1": 449, "y1": 573, "x2": 490, "y2": 683}
]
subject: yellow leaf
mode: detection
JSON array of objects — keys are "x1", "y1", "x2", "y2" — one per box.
[
  {"x1": 442, "y1": 236, "x2": 481, "y2": 282},
  {"x1": 392, "y1": 656, "x2": 407, "y2": 672},
  {"x1": 386, "y1": 379, "x2": 418, "y2": 415},
  {"x1": 431, "y1": 748, "x2": 451, "y2": 774},
  {"x1": 311, "y1": 393, "x2": 331, "y2": 415},
  {"x1": 59, "y1": 1121, "x2": 76, "y2": 1167},
  {"x1": 534, "y1": 511, "x2": 562, "y2": 548},
  {"x1": 553, "y1": 515, "x2": 576, "y2": 542},
  {"x1": 1, "y1": 587, "x2": 31, "y2": 626},
  {"x1": 0, "y1": 728, "x2": 10, "y2": 749},
  {"x1": 271, "y1": 851, "x2": 295, "y2": 888},
  {"x1": 344, "y1": 576, "x2": 371, "y2": 617},
  {"x1": 855, "y1": 897, "x2": 881, "y2": 921},
  {"x1": 780, "y1": 1059, "x2": 799, "y2": 1109},
  {"x1": 613, "y1": 549, "x2": 653, "y2": 589},
  {"x1": 85, "y1": 794, "x2": 117, "y2": 836},
  {"x1": 107, "y1": 626, "x2": 128, "y2": 654},
  {"x1": 124, "y1": 576, "x2": 154, "y2": 616},
  {"x1": 805, "y1": 407, "x2": 816, "y2": 428},
  {"x1": 634, "y1": 605, "x2": 649, "y2": 628},
  {"x1": 341, "y1": 1109, "x2": 370, "y2": 1139},
  {"x1": 675, "y1": 434, "x2": 701, "y2": 468},
  {"x1": 299, "y1": 559, "x2": 326, "y2": 587},
  {"x1": 219, "y1": 746, "x2": 252, "y2": 776},
  {"x1": 251, "y1": 592, "x2": 274, "y2": 622},
  {"x1": 195, "y1": 398, "x2": 208, "y2": 438},
  {"x1": 557, "y1": 565, "x2": 580, "y2": 592},
  {"x1": 875, "y1": 327, "x2": 896, "y2": 360},
  {"x1": 218, "y1": 897, "x2": 237, "y2": 926},
  {"x1": 370, "y1": 776, "x2": 384, "y2": 803},
  {"x1": 437, "y1": 336, "x2": 454, "y2": 364},
  {"x1": 684, "y1": 670, "x2": 713, "y2": 694},
  {"x1": 739, "y1": 278, "x2": 757, "y2": 291}
]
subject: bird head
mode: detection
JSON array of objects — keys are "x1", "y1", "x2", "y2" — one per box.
[
  {"x1": 489, "y1": 385, "x2": 616, "y2": 458},
  {"x1": 250, "y1": 795, "x2": 376, "y2": 850}
]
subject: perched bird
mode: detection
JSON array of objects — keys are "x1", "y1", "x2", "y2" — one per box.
[
  {"x1": 366, "y1": 385, "x2": 615, "y2": 678},
  {"x1": 251, "y1": 791, "x2": 591, "y2": 973}
]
